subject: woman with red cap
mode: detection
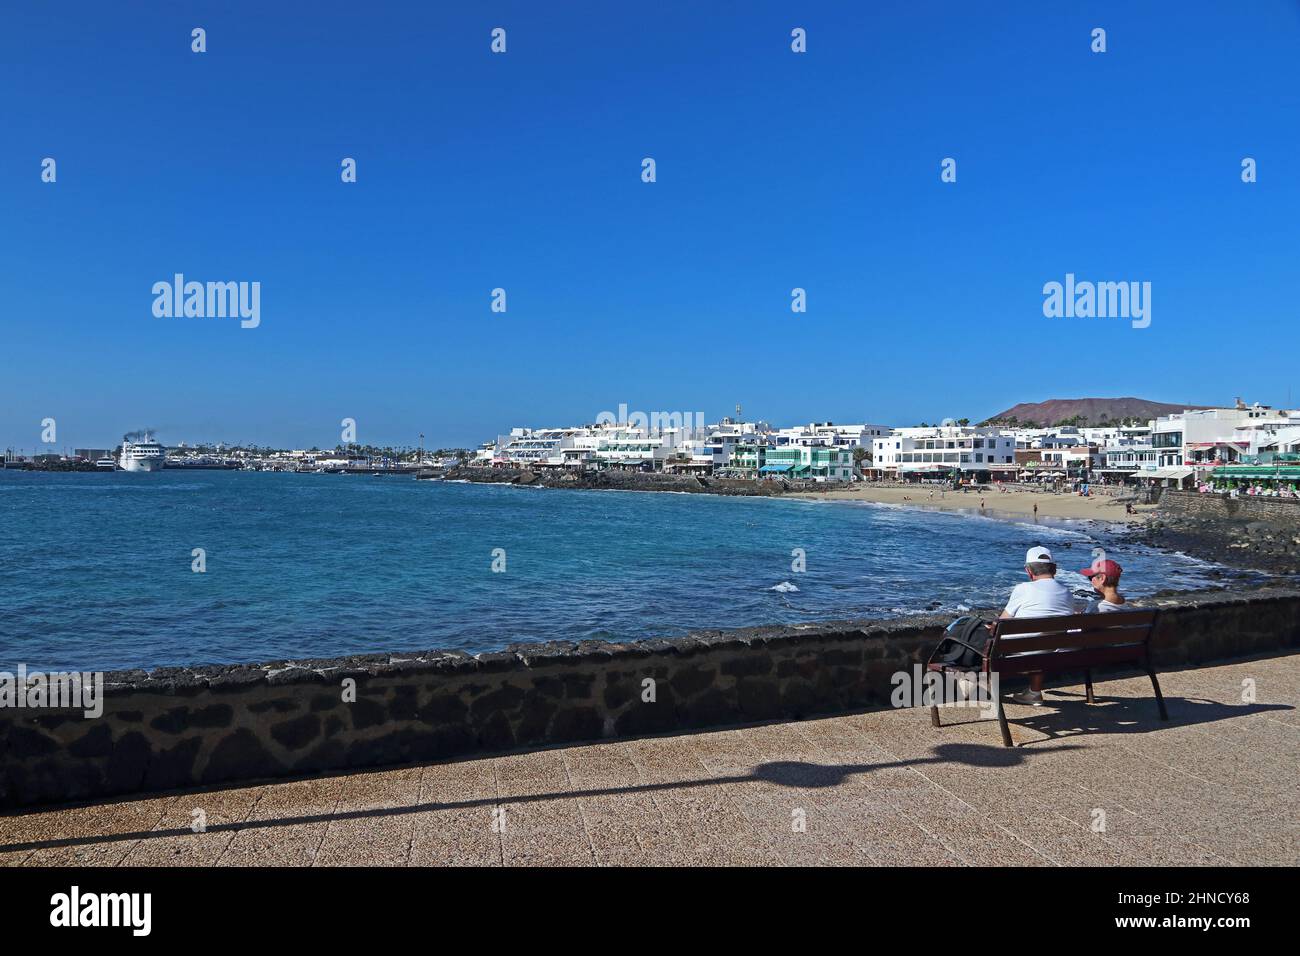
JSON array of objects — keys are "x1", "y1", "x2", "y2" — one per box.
[{"x1": 1081, "y1": 558, "x2": 1126, "y2": 613}]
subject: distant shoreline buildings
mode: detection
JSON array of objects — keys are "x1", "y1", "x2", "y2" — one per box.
[
  {"x1": 6, "y1": 399, "x2": 1300, "y2": 491},
  {"x1": 473, "y1": 399, "x2": 1300, "y2": 491}
]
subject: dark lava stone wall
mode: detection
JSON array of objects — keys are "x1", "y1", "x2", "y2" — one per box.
[
  {"x1": 1160, "y1": 490, "x2": 1300, "y2": 523},
  {"x1": 3, "y1": 587, "x2": 1298, "y2": 807}
]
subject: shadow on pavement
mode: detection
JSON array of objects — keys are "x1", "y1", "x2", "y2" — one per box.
[
  {"x1": 1003, "y1": 695, "x2": 1291, "y2": 743},
  {"x1": 0, "y1": 740, "x2": 1075, "y2": 854},
  {"x1": 3, "y1": 696, "x2": 1289, "y2": 856}
]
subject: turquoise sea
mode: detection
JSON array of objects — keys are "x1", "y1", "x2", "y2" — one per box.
[{"x1": 0, "y1": 470, "x2": 1236, "y2": 671}]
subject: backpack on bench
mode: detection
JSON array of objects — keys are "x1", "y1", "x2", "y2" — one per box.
[{"x1": 932, "y1": 615, "x2": 992, "y2": 668}]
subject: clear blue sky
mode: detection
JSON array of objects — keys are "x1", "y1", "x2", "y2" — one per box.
[{"x1": 2, "y1": 1, "x2": 1297, "y2": 450}]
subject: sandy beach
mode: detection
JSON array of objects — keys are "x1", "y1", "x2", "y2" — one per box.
[{"x1": 792, "y1": 485, "x2": 1154, "y2": 524}]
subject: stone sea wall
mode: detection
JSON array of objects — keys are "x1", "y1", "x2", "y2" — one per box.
[
  {"x1": 1149, "y1": 491, "x2": 1300, "y2": 573},
  {"x1": 3, "y1": 587, "x2": 1299, "y2": 808},
  {"x1": 1159, "y1": 489, "x2": 1300, "y2": 523}
]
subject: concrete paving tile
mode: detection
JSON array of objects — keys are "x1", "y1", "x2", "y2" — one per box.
[
  {"x1": 407, "y1": 756, "x2": 502, "y2": 866},
  {"x1": 572, "y1": 792, "x2": 659, "y2": 865},
  {"x1": 800, "y1": 719, "x2": 1058, "y2": 865},
  {"x1": 620, "y1": 736, "x2": 775, "y2": 865},
  {"x1": 733, "y1": 720, "x2": 963, "y2": 865},
  {"x1": 494, "y1": 750, "x2": 597, "y2": 866},
  {"x1": 122, "y1": 785, "x2": 264, "y2": 866},
  {"x1": 853, "y1": 694, "x2": 1213, "y2": 866},
  {"x1": 497, "y1": 795, "x2": 598, "y2": 865},
  {"x1": 556, "y1": 743, "x2": 695, "y2": 866},
  {"x1": 14, "y1": 794, "x2": 178, "y2": 866},
  {"x1": 314, "y1": 767, "x2": 423, "y2": 866},
  {"x1": 685, "y1": 728, "x2": 867, "y2": 866},
  {"x1": 216, "y1": 776, "x2": 343, "y2": 866}
]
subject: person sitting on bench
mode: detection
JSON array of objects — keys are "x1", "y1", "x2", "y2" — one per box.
[
  {"x1": 1081, "y1": 557, "x2": 1126, "y2": 613},
  {"x1": 999, "y1": 546, "x2": 1081, "y2": 706}
]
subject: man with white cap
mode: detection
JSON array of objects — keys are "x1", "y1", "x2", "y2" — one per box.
[{"x1": 999, "y1": 546, "x2": 1081, "y2": 705}]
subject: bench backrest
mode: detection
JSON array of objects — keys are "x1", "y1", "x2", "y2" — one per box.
[{"x1": 988, "y1": 609, "x2": 1159, "y2": 670}]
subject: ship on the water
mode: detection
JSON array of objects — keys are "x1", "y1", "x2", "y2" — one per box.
[{"x1": 118, "y1": 434, "x2": 165, "y2": 472}]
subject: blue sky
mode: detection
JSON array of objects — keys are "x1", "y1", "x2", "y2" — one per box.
[{"x1": 2, "y1": 1, "x2": 1298, "y2": 450}]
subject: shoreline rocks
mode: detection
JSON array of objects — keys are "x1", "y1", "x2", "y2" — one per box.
[
  {"x1": 434, "y1": 465, "x2": 835, "y2": 497},
  {"x1": 1142, "y1": 491, "x2": 1300, "y2": 576}
]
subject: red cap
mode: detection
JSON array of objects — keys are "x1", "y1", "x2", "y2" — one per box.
[{"x1": 1080, "y1": 559, "x2": 1123, "y2": 580}]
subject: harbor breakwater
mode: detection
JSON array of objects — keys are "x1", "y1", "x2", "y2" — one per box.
[
  {"x1": 3, "y1": 586, "x2": 1299, "y2": 808},
  {"x1": 1148, "y1": 491, "x2": 1300, "y2": 574},
  {"x1": 431, "y1": 465, "x2": 830, "y2": 495}
]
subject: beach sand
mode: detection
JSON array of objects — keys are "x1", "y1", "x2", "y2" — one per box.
[{"x1": 791, "y1": 485, "x2": 1154, "y2": 524}]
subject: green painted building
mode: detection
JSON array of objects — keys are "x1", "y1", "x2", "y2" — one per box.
[
  {"x1": 729, "y1": 442, "x2": 768, "y2": 477},
  {"x1": 756, "y1": 446, "x2": 856, "y2": 481}
]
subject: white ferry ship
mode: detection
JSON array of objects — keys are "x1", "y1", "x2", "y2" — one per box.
[{"x1": 119, "y1": 435, "x2": 166, "y2": 472}]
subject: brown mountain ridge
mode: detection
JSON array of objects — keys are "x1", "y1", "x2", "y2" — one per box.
[{"x1": 981, "y1": 397, "x2": 1210, "y2": 427}]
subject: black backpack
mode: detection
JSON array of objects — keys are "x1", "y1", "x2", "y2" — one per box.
[{"x1": 932, "y1": 615, "x2": 992, "y2": 668}]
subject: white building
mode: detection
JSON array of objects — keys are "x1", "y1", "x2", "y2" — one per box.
[
  {"x1": 490, "y1": 421, "x2": 710, "y2": 471},
  {"x1": 772, "y1": 422, "x2": 892, "y2": 449},
  {"x1": 1227, "y1": 409, "x2": 1299, "y2": 458},
  {"x1": 1253, "y1": 424, "x2": 1300, "y2": 456},
  {"x1": 1147, "y1": 403, "x2": 1291, "y2": 473},
  {"x1": 1082, "y1": 424, "x2": 1151, "y2": 447},
  {"x1": 1008, "y1": 427, "x2": 1083, "y2": 450},
  {"x1": 1179, "y1": 406, "x2": 1277, "y2": 468},
  {"x1": 495, "y1": 427, "x2": 582, "y2": 466},
  {"x1": 1107, "y1": 401, "x2": 1298, "y2": 486},
  {"x1": 1149, "y1": 414, "x2": 1188, "y2": 470},
  {"x1": 871, "y1": 426, "x2": 1017, "y2": 479},
  {"x1": 589, "y1": 434, "x2": 677, "y2": 470},
  {"x1": 1100, "y1": 439, "x2": 1158, "y2": 477},
  {"x1": 695, "y1": 419, "x2": 771, "y2": 466}
]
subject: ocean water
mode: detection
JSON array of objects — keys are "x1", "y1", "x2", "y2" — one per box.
[{"x1": 0, "y1": 470, "x2": 1232, "y2": 672}]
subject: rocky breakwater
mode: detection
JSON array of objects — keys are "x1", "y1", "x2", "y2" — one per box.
[
  {"x1": 1143, "y1": 491, "x2": 1300, "y2": 576},
  {"x1": 437, "y1": 466, "x2": 834, "y2": 497}
]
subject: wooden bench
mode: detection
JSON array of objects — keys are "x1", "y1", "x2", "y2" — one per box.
[{"x1": 926, "y1": 609, "x2": 1165, "y2": 746}]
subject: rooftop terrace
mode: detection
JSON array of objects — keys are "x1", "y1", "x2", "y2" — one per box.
[{"x1": 2, "y1": 652, "x2": 1296, "y2": 867}]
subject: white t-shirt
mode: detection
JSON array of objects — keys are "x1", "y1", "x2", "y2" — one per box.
[
  {"x1": 1003, "y1": 578, "x2": 1080, "y2": 619},
  {"x1": 1085, "y1": 597, "x2": 1124, "y2": 614}
]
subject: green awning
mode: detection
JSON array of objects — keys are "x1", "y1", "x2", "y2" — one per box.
[{"x1": 1211, "y1": 468, "x2": 1300, "y2": 479}]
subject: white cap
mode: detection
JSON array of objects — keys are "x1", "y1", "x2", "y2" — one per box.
[{"x1": 1025, "y1": 546, "x2": 1053, "y2": 564}]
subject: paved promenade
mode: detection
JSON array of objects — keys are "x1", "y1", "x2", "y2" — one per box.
[{"x1": 2, "y1": 654, "x2": 1297, "y2": 866}]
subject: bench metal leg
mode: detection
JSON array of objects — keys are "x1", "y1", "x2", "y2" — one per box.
[
  {"x1": 995, "y1": 696, "x2": 1013, "y2": 747},
  {"x1": 1084, "y1": 670, "x2": 1095, "y2": 704},
  {"x1": 1147, "y1": 664, "x2": 1168, "y2": 720},
  {"x1": 928, "y1": 669, "x2": 942, "y2": 727}
]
